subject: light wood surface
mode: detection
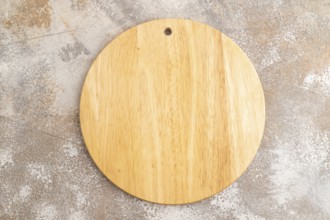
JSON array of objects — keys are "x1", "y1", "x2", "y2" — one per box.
[{"x1": 80, "y1": 19, "x2": 265, "y2": 204}]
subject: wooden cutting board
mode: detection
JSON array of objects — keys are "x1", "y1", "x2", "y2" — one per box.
[{"x1": 80, "y1": 19, "x2": 265, "y2": 204}]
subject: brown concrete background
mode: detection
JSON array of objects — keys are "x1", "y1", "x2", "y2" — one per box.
[{"x1": 0, "y1": 0, "x2": 329, "y2": 219}]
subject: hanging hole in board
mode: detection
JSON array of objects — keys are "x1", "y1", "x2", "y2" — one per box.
[{"x1": 164, "y1": 27, "x2": 172, "y2": 36}]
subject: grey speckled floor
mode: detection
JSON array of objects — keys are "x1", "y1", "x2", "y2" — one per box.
[{"x1": 0, "y1": 0, "x2": 329, "y2": 219}]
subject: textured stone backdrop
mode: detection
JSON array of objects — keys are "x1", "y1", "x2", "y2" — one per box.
[{"x1": 0, "y1": 0, "x2": 329, "y2": 219}]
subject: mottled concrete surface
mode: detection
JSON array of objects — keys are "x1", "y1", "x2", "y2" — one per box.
[{"x1": 0, "y1": 0, "x2": 329, "y2": 219}]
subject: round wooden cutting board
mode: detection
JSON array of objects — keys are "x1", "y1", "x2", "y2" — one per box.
[{"x1": 80, "y1": 19, "x2": 265, "y2": 204}]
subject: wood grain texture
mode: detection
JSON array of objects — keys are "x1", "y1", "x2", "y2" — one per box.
[{"x1": 80, "y1": 19, "x2": 265, "y2": 204}]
